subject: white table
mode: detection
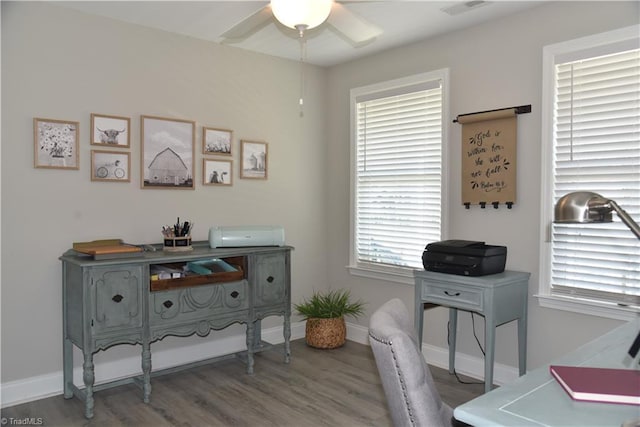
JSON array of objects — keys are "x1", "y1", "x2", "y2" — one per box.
[{"x1": 454, "y1": 318, "x2": 640, "y2": 426}]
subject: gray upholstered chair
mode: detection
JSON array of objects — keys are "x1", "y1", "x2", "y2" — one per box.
[{"x1": 369, "y1": 298, "x2": 454, "y2": 427}]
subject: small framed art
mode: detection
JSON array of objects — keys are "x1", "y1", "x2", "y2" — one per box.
[
  {"x1": 203, "y1": 159, "x2": 232, "y2": 186},
  {"x1": 34, "y1": 117, "x2": 79, "y2": 169},
  {"x1": 91, "y1": 150, "x2": 131, "y2": 182},
  {"x1": 91, "y1": 113, "x2": 130, "y2": 147},
  {"x1": 141, "y1": 115, "x2": 195, "y2": 189},
  {"x1": 203, "y1": 127, "x2": 232, "y2": 155},
  {"x1": 240, "y1": 140, "x2": 268, "y2": 180}
]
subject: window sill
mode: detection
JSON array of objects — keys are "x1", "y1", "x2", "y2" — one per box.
[
  {"x1": 536, "y1": 294, "x2": 639, "y2": 321},
  {"x1": 347, "y1": 264, "x2": 415, "y2": 286}
]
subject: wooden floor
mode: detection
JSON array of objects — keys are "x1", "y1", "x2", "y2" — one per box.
[{"x1": 2, "y1": 339, "x2": 484, "y2": 426}]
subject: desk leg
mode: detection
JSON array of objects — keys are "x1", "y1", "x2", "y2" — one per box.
[
  {"x1": 485, "y1": 316, "x2": 495, "y2": 393},
  {"x1": 518, "y1": 316, "x2": 527, "y2": 376},
  {"x1": 141, "y1": 342, "x2": 152, "y2": 403},
  {"x1": 63, "y1": 338, "x2": 73, "y2": 399},
  {"x1": 283, "y1": 313, "x2": 291, "y2": 363},
  {"x1": 253, "y1": 319, "x2": 262, "y2": 348},
  {"x1": 415, "y1": 301, "x2": 425, "y2": 348},
  {"x1": 449, "y1": 308, "x2": 458, "y2": 375},
  {"x1": 246, "y1": 321, "x2": 255, "y2": 375},
  {"x1": 82, "y1": 352, "x2": 95, "y2": 419}
]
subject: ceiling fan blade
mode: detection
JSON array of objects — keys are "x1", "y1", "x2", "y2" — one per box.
[
  {"x1": 326, "y1": 2, "x2": 382, "y2": 46},
  {"x1": 219, "y1": 5, "x2": 273, "y2": 43}
]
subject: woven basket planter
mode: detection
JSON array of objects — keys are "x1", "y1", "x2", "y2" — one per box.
[{"x1": 305, "y1": 316, "x2": 346, "y2": 349}]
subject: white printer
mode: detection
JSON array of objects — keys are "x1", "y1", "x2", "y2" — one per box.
[{"x1": 208, "y1": 225, "x2": 285, "y2": 248}]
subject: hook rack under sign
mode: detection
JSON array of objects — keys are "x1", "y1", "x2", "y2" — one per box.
[{"x1": 464, "y1": 202, "x2": 514, "y2": 209}]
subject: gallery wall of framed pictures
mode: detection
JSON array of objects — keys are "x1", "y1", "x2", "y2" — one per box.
[{"x1": 32, "y1": 112, "x2": 269, "y2": 189}]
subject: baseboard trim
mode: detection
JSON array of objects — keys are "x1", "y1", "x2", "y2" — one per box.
[{"x1": 2, "y1": 320, "x2": 520, "y2": 408}]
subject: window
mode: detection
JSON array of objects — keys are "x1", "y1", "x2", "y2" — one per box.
[
  {"x1": 540, "y1": 26, "x2": 640, "y2": 319},
  {"x1": 349, "y1": 70, "x2": 448, "y2": 284}
]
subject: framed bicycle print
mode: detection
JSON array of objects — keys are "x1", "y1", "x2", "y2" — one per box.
[
  {"x1": 141, "y1": 115, "x2": 195, "y2": 189},
  {"x1": 91, "y1": 150, "x2": 130, "y2": 182},
  {"x1": 203, "y1": 127, "x2": 232, "y2": 156},
  {"x1": 240, "y1": 140, "x2": 268, "y2": 180},
  {"x1": 203, "y1": 158, "x2": 232, "y2": 186},
  {"x1": 33, "y1": 117, "x2": 79, "y2": 169},
  {"x1": 90, "y1": 113, "x2": 130, "y2": 147}
]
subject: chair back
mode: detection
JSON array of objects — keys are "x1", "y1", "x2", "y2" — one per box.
[{"x1": 369, "y1": 298, "x2": 453, "y2": 427}]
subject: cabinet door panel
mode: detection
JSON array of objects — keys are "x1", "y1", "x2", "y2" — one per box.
[
  {"x1": 92, "y1": 267, "x2": 143, "y2": 333},
  {"x1": 254, "y1": 253, "x2": 286, "y2": 307}
]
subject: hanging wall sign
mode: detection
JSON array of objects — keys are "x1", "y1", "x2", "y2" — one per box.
[{"x1": 458, "y1": 107, "x2": 528, "y2": 209}]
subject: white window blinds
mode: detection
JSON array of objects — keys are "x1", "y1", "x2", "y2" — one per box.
[
  {"x1": 551, "y1": 47, "x2": 640, "y2": 306},
  {"x1": 354, "y1": 81, "x2": 443, "y2": 269}
]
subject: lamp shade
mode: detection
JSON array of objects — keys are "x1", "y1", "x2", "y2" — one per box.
[
  {"x1": 554, "y1": 191, "x2": 640, "y2": 239},
  {"x1": 271, "y1": 0, "x2": 333, "y2": 30},
  {"x1": 554, "y1": 191, "x2": 613, "y2": 224}
]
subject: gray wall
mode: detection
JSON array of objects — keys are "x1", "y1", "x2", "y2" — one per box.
[
  {"x1": 1, "y1": 1, "x2": 328, "y2": 384},
  {"x1": 326, "y1": 1, "x2": 639, "y2": 371}
]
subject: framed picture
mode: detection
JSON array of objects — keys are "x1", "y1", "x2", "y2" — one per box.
[
  {"x1": 141, "y1": 115, "x2": 195, "y2": 189},
  {"x1": 240, "y1": 140, "x2": 268, "y2": 180},
  {"x1": 90, "y1": 113, "x2": 130, "y2": 147},
  {"x1": 203, "y1": 159, "x2": 232, "y2": 186},
  {"x1": 91, "y1": 150, "x2": 130, "y2": 182},
  {"x1": 203, "y1": 127, "x2": 232, "y2": 156},
  {"x1": 33, "y1": 118, "x2": 79, "y2": 169}
]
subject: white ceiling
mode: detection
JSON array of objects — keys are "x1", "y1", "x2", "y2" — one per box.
[{"x1": 58, "y1": 0, "x2": 544, "y2": 67}]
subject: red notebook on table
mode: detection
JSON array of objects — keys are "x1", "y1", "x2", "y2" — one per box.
[{"x1": 550, "y1": 365, "x2": 640, "y2": 405}]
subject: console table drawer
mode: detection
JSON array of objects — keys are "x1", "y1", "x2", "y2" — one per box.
[
  {"x1": 149, "y1": 280, "x2": 249, "y2": 325},
  {"x1": 421, "y1": 282, "x2": 483, "y2": 311},
  {"x1": 150, "y1": 259, "x2": 245, "y2": 292}
]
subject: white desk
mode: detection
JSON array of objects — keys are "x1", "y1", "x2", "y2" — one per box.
[{"x1": 454, "y1": 318, "x2": 640, "y2": 427}]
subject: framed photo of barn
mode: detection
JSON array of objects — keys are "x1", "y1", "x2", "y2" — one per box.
[
  {"x1": 203, "y1": 159, "x2": 232, "y2": 186},
  {"x1": 91, "y1": 113, "x2": 130, "y2": 148},
  {"x1": 141, "y1": 115, "x2": 195, "y2": 189},
  {"x1": 91, "y1": 150, "x2": 130, "y2": 182},
  {"x1": 240, "y1": 140, "x2": 268, "y2": 180},
  {"x1": 33, "y1": 117, "x2": 79, "y2": 169},
  {"x1": 203, "y1": 127, "x2": 232, "y2": 156}
]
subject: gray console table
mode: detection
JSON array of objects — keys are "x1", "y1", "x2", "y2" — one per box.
[
  {"x1": 414, "y1": 270, "x2": 530, "y2": 392},
  {"x1": 61, "y1": 243, "x2": 292, "y2": 419}
]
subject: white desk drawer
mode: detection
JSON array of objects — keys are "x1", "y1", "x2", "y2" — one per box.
[{"x1": 421, "y1": 281, "x2": 483, "y2": 311}]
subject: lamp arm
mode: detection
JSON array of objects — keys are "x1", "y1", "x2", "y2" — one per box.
[{"x1": 608, "y1": 200, "x2": 640, "y2": 240}]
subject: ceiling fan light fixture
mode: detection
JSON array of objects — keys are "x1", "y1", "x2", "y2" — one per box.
[{"x1": 270, "y1": 0, "x2": 333, "y2": 31}]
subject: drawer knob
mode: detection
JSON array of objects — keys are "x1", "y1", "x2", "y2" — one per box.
[
  {"x1": 230, "y1": 291, "x2": 239, "y2": 299},
  {"x1": 444, "y1": 291, "x2": 461, "y2": 297},
  {"x1": 112, "y1": 294, "x2": 124, "y2": 303},
  {"x1": 163, "y1": 300, "x2": 173, "y2": 309},
  {"x1": 266, "y1": 276, "x2": 274, "y2": 283}
]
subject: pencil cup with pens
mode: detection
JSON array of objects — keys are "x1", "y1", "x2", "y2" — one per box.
[{"x1": 162, "y1": 218, "x2": 193, "y2": 252}]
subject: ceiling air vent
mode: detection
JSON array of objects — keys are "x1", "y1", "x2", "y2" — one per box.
[{"x1": 441, "y1": 1, "x2": 491, "y2": 16}]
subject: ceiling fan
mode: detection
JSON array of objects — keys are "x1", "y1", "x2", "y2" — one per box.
[{"x1": 219, "y1": 0, "x2": 382, "y2": 46}]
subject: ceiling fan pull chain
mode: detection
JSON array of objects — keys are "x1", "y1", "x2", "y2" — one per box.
[{"x1": 299, "y1": 32, "x2": 307, "y2": 118}]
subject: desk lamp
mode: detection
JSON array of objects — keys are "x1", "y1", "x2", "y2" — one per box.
[
  {"x1": 555, "y1": 191, "x2": 640, "y2": 239},
  {"x1": 554, "y1": 191, "x2": 640, "y2": 359}
]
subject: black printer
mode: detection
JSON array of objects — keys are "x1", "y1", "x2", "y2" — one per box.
[{"x1": 422, "y1": 240, "x2": 507, "y2": 276}]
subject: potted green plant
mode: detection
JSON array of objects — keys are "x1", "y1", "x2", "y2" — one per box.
[{"x1": 294, "y1": 289, "x2": 365, "y2": 349}]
